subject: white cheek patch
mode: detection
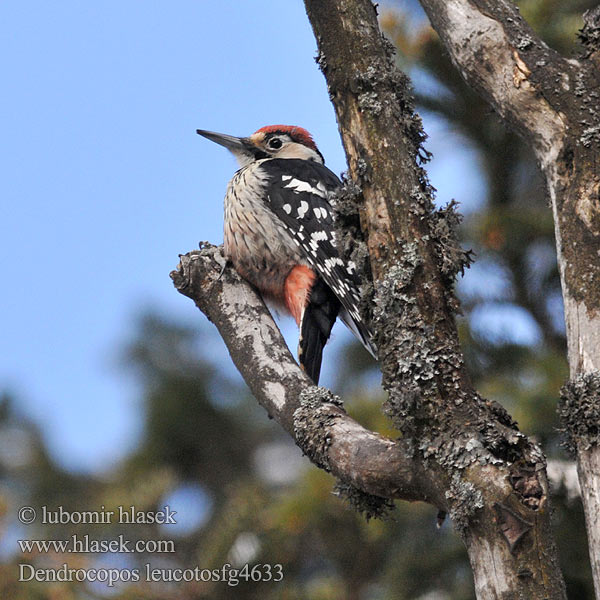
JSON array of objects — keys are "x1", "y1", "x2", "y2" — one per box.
[{"x1": 277, "y1": 144, "x2": 322, "y2": 163}]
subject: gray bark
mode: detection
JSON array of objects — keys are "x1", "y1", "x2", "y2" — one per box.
[
  {"x1": 415, "y1": 1, "x2": 600, "y2": 596},
  {"x1": 171, "y1": 247, "x2": 442, "y2": 507},
  {"x1": 303, "y1": 0, "x2": 566, "y2": 597},
  {"x1": 580, "y1": 448, "x2": 600, "y2": 592}
]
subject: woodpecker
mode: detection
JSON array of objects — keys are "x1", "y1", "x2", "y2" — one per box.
[{"x1": 197, "y1": 125, "x2": 376, "y2": 384}]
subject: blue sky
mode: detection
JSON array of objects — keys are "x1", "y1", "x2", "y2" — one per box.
[{"x1": 1, "y1": 1, "x2": 502, "y2": 474}]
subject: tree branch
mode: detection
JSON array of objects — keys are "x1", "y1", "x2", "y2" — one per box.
[
  {"x1": 170, "y1": 246, "x2": 441, "y2": 506},
  {"x1": 414, "y1": 1, "x2": 600, "y2": 594},
  {"x1": 417, "y1": 0, "x2": 568, "y2": 169},
  {"x1": 416, "y1": 0, "x2": 600, "y2": 367}
]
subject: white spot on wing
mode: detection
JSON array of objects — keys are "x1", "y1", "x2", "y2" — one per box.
[
  {"x1": 297, "y1": 201, "x2": 309, "y2": 218},
  {"x1": 284, "y1": 178, "x2": 326, "y2": 197},
  {"x1": 283, "y1": 203, "x2": 292, "y2": 214},
  {"x1": 316, "y1": 181, "x2": 328, "y2": 195}
]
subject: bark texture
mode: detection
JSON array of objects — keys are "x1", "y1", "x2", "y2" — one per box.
[
  {"x1": 171, "y1": 246, "x2": 442, "y2": 509},
  {"x1": 303, "y1": 1, "x2": 566, "y2": 598},
  {"x1": 414, "y1": 0, "x2": 600, "y2": 596},
  {"x1": 171, "y1": 0, "x2": 599, "y2": 597}
]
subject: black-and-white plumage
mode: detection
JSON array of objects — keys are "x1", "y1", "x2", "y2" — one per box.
[
  {"x1": 197, "y1": 125, "x2": 376, "y2": 383},
  {"x1": 259, "y1": 158, "x2": 374, "y2": 356}
]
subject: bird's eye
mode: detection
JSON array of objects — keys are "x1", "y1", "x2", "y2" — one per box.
[{"x1": 268, "y1": 137, "x2": 283, "y2": 150}]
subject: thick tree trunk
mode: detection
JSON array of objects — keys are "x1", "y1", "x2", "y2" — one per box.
[
  {"x1": 579, "y1": 447, "x2": 600, "y2": 592},
  {"x1": 560, "y1": 373, "x2": 600, "y2": 597},
  {"x1": 301, "y1": 3, "x2": 567, "y2": 597},
  {"x1": 413, "y1": 1, "x2": 600, "y2": 596},
  {"x1": 172, "y1": 0, "x2": 600, "y2": 597}
]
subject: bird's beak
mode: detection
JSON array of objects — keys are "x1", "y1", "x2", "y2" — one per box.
[
  {"x1": 196, "y1": 129, "x2": 247, "y2": 153},
  {"x1": 196, "y1": 129, "x2": 258, "y2": 166}
]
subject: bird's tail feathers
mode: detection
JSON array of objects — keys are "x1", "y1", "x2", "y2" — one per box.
[{"x1": 298, "y1": 279, "x2": 340, "y2": 384}]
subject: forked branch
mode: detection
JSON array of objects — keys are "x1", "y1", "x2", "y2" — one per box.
[{"x1": 171, "y1": 246, "x2": 442, "y2": 507}]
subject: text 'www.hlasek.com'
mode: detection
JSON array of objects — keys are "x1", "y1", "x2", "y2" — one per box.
[{"x1": 16, "y1": 505, "x2": 283, "y2": 587}]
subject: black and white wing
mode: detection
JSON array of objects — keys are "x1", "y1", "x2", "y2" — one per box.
[{"x1": 259, "y1": 158, "x2": 376, "y2": 358}]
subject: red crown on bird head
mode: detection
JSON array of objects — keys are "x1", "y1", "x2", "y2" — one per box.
[{"x1": 254, "y1": 125, "x2": 318, "y2": 153}]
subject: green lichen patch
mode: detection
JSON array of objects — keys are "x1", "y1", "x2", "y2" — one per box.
[
  {"x1": 330, "y1": 176, "x2": 368, "y2": 272},
  {"x1": 333, "y1": 481, "x2": 395, "y2": 521},
  {"x1": 293, "y1": 387, "x2": 345, "y2": 472},
  {"x1": 445, "y1": 472, "x2": 484, "y2": 535},
  {"x1": 578, "y1": 6, "x2": 600, "y2": 59},
  {"x1": 429, "y1": 201, "x2": 474, "y2": 283},
  {"x1": 559, "y1": 370, "x2": 600, "y2": 453}
]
